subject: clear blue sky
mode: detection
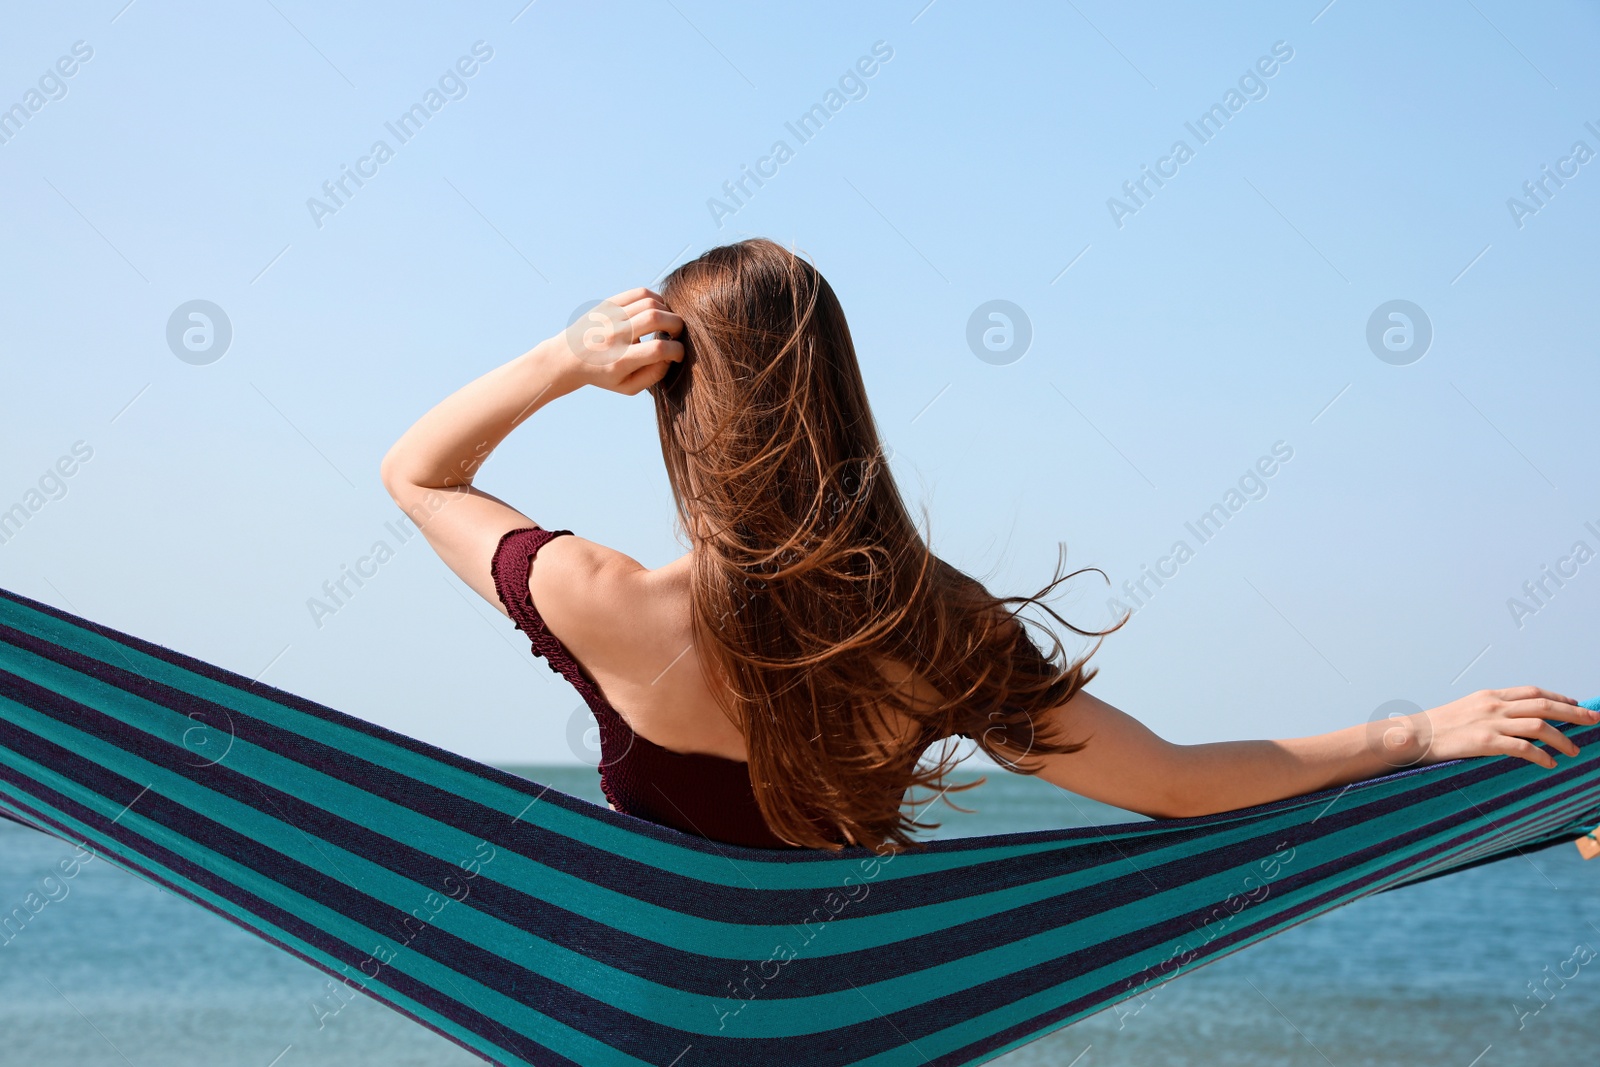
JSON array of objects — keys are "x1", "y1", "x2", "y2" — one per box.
[{"x1": 2, "y1": 1, "x2": 1597, "y2": 764}]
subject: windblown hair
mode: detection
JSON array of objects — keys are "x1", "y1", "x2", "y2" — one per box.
[{"x1": 650, "y1": 238, "x2": 1123, "y2": 851}]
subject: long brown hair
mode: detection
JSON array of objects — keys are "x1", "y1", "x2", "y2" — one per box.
[{"x1": 650, "y1": 238, "x2": 1123, "y2": 850}]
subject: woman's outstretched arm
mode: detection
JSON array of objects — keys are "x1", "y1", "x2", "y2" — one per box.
[{"x1": 1002, "y1": 685, "x2": 1597, "y2": 819}]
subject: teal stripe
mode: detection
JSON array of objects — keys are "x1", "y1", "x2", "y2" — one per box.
[
  {"x1": 6, "y1": 590, "x2": 1598, "y2": 1064},
  {"x1": 12, "y1": 669, "x2": 1583, "y2": 1040},
  {"x1": 0, "y1": 715, "x2": 673, "y2": 1067},
  {"x1": 8, "y1": 591, "x2": 1409, "y2": 901},
  {"x1": 2, "y1": 610, "x2": 1586, "y2": 985},
  {"x1": 845, "y1": 782, "x2": 1598, "y2": 1065},
  {"x1": 1, "y1": 617, "x2": 1515, "y2": 982},
  {"x1": 638, "y1": 759, "x2": 1600, "y2": 1035},
  {"x1": 0, "y1": 692, "x2": 726, "y2": 1030},
  {"x1": 0, "y1": 744, "x2": 535, "y2": 1064}
]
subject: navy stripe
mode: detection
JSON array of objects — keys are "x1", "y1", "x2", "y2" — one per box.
[
  {"x1": 6, "y1": 584, "x2": 1600, "y2": 1067},
  {"x1": 930, "y1": 774, "x2": 1600, "y2": 1067},
  {"x1": 0, "y1": 756, "x2": 571, "y2": 1067},
  {"x1": 0, "y1": 690, "x2": 770, "y2": 1063},
  {"x1": 684, "y1": 750, "x2": 1600, "y2": 1063},
  {"x1": 5, "y1": 637, "x2": 1560, "y2": 1009},
  {"x1": 0, "y1": 660, "x2": 771, "y2": 989},
  {"x1": 2, "y1": 674, "x2": 1014, "y2": 1063}
]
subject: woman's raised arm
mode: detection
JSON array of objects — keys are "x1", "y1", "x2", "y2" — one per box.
[
  {"x1": 378, "y1": 289, "x2": 683, "y2": 608},
  {"x1": 1001, "y1": 685, "x2": 1596, "y2": 819}
]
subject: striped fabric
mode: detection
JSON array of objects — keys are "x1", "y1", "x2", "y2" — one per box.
[{"x1": 1, "y1": 584, "x2": 1597, "y2": 1067}]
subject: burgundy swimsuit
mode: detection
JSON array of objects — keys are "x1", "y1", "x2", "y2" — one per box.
[{"x1": 491, "y1": 526, "x2": 808, "y2": 850}]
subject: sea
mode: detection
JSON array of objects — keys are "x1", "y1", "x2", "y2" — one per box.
[{"x1": 1, "y1": 765, "x2": 1596, "y2": 1067}]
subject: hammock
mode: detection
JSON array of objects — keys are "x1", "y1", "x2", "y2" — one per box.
[{"x1": 1, "y1": 583, "x2": 1596, "y2": 1067}]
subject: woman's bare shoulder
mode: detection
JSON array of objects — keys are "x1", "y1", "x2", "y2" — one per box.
[
  {"x1": 526, "y1": 535, "x2": 693, "y2": 678},
  {"x1": 528, "y1": 538, "x2": 746, "y2": 754}
]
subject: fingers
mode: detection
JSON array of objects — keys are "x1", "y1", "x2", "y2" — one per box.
[
  {"x1": 605, "y1": 286, "x2": 660, "y2": 308},
  {"x1": 611, "y1": 353, "x2": 676, "y2": 395},
  {"x1": 618, "y1": 358, "x2": 675, "y2": 395},
  {"x1": 590, "y1": 290, "x2": 684, "y2": 346},
  {"x1": 1498, "y1": 696, "x2": 1598, "y2": 726},
  {"x1": 620, "y1": 337, "x2": 683, "y2": 367},
  {"x1": 605, "y1": 289, "x2": 672, "y2": 320},
  {"x1": 1491, "y1": 685, "x2": 1581, "y2": 707},
  {"x1": 1432, "y1": 687, "x2": 1597, "y2": 771},
  {"x1": 591, "y1": 338, "x2": 683, "y2": 395},
  {"x1": 1504, "y1": 718, "x2": 1581, "y2": 758},
  {"x1": 1488, "y1": 734, "x2": 1558, "y2": 769},
  {"x1": 628, "y1": 307, "x2": 684, "y2": 340}
]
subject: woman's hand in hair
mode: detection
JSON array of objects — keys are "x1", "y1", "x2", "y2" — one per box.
[{"x1": 541, "y1": 287, "x2": 685, "y2": 396}]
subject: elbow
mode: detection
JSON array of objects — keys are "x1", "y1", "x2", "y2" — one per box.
[
  {"x1": 377, "y1": 454, "x2": 419, "y2": 511},
  {"x1": 378, "y1": 447, "x2": 414, "y2": 507},
  {"x1": 1141, "y1": 778, "x2": 1218, "y2": 820},
  {"x1": 1132, "y1": 794, "x2": 1194, "y2": 820},
  {"x1": 1130, "y1": 744, "x2": 1214, "y2": 820},
  {"x1": 1141, "y1": 795, "x2": 1211, "y2": 820},
  {"x1": 1139, "y1": 790, "x2": 1235, "y2": 825}
]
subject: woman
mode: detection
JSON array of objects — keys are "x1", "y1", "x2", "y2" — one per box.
[{"x1": 381, "y1": 237, "x2": 1592, "y2": 852}]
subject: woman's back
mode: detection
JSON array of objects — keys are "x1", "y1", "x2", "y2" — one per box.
[{"x1": 499, "y1": 526, "x2": 938, "y2": 848}]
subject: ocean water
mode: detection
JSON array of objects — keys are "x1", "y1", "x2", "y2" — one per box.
[{"x1": 1, "y1": 765, "x2": 1597, "y2": 1067}]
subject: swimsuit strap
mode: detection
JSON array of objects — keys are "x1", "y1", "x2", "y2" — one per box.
[{"x1": 489, "y1": 526, "x2": 605, "y2": 704}]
